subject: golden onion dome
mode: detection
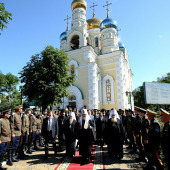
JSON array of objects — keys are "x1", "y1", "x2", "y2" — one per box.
[
  {"x1": 87, "y1": 16, "x2": 102, "y2": 30},
  {"x1": 71, "y1": 0, "x2": 87, "y2": 11}
]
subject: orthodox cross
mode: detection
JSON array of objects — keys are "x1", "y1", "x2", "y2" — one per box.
[
  {"x1": 64, "y1": 15, "x2": 71, "y2": 31},
  {"x1": 103, "y1": 1, "x2": 112, "y2": 18},
  {"x1": 90, "y1": 3, "x2": 98, "y2": 18}
]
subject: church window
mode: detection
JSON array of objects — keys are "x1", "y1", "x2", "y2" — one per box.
[
  {"x1": 86, "y1": 37, "x2": 90, "y2": 46},
  {"x1": 71, "y1": 35, "x2": 79, "y2": 50},
  {"x1": 70, "y1": 65, "x2": 75, "y2": 75},
  {"x1": 69, "y1": 95, "x2": 76, "y2": 101},
  {"x1": 95, "y1": 37, "x2": 99, "y2": 47},
  {"x1": 106, "y1": 79, "x2": 111, "y2": 101}
]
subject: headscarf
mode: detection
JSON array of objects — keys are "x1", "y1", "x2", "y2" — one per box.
[
  {"x1": 80, "y1": 109, "x2": 91, "y2": 129},
  {"x1": 69, "y1": 111, "x2": 76, "y2": 120},
  {"x1": 109, "y1": 109, "x2": 120, "y2": 119}
]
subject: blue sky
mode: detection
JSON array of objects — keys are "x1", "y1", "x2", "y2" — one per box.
[{"x1": 0, "y1": 0, "x2": 170, "y2": 90}]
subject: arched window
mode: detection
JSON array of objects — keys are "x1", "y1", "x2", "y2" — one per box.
[
  {"x1": 71, "y1": 35, "x2": 79, "y2": 50},
  {"x1": 95, "y1": 37, "x2": 99, "y2": 47},
  {"x1": 86, "y1": 37, "x2": 90, "y2": 46},
  {"x1": 103, "y1": 75, "x2": 115, "y2": 104},
  {"x1": 69, "y1": 95, "x2": 76, "y2": 101},
  {"x1": 106, "y1": 79, "x2": 111, "y2": 101},
  {"x1": 70, "y1": 65, "x2": 75, "y2": 75}
]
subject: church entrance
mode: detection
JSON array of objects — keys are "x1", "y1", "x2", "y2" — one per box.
[{"x1": 69, "y1": 102, "x2": 76, "y2": 111}]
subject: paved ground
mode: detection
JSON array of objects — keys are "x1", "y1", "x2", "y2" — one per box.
[{"x1": 3, "y1": 143, "x2": 145, "y2": 170}]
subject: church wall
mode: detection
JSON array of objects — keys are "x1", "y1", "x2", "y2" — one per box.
[{"x1": 73, "y1": 66, "x2": 89, "y2": 108}]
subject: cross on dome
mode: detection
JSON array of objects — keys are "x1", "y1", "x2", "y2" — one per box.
[
  {"x1": 64, "y1": 15, "x2": 71, "y2": 31},
  {"x1": 90, "y1": 3, "x2": 98, "y2": 18},
  {"x1": 103, "y1": 1, "x2": 112, "y2": 18}
]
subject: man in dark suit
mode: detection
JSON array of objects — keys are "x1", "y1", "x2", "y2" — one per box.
[
  {"x1": 41, "y1": 110, "x2": 58, "y2": 160},
  {"x1": 96, "y1": 110, "x2": 107, "y2": 148}
]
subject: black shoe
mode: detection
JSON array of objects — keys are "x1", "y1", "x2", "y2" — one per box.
[
  {"x1": 33, "y1": 147, "x2": 40, "y2": 151},
  {"x1": 7, "y1": 150, "x2": 13, "y2": 166},
  {"x1": 135, "y1": 157, "x2": 145, "y2": 162},
  {"x1": 7, "y1": 160, "x2": 13, "y2": 166},
  {"x1": 130, "y1": 150, "x2": 137, "y2": 154},
  {"x1": 0, "y1": 165, "x2": 7, "y2": 170},
  {"x1": 43, "y1": 155, "x2": 48, "y2": 161},
  {"x1": 127, "y1": 146, "x2": 132, "y2": 149},
  {"x1": 27, "y1": 150, "x2": 32, "y2": 154},
  {"x1": 12, "y1": 157, "x2": 19, "y2": 162}
]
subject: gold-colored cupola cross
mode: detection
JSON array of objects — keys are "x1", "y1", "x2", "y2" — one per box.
[
  {"x1": 103, "y1": 1, "x2": 112, "y2": 18},
  {"x1": 90, "y1": 2, "x2": 98, "y2": 18},
  {"x1": 64, "y1": 15, "x2": 71, "y2": 31}
]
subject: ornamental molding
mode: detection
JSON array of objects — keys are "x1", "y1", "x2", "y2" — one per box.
[
  {"x1": 102, "y1": 74, "x2": 115, "y2": 105},
  {"x1": 69, "y1": 59, "x2": 79, "y2": 68}
]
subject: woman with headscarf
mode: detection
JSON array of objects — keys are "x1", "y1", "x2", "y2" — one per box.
[
  {"x1": 77, "y1": 109, "x2": 95, "y2": 163},
  {"x1": 64, "y1": 112, "x2": 77, "y2": 157},
  {"x1": 107, "y1": 109, "x2": 124, "y2": 159}
]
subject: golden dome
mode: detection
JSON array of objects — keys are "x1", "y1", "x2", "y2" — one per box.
[
  {"x1": 71, "y1": 0, "x2": 87, "y2": 11},
  {"x1": 87, "y1": 16, "x2": 102, "y2": 30}
]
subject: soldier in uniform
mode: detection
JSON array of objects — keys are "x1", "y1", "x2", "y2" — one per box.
[
  {"x1": 7, "y1": 106, "x2": 22, "y2": 166},
  {"x1": 40, "y1": 109, "x2": 47, "y2": 146},
  {"x1": 133, "y1": 106, "x2": 141, "y2": 155},
  {"x1": 126, "y1": 109, "x2": 136, "y2": 150},
  {"x1": 160, "y1": 108, "x2": 170, "y2": 169},
  {"x1": 18, "y1": 108, "x2": 30, "y2": 159},
  {"x1": 135, "y1": 107, "x2": 149, "y2": 162},
  {"x1": 34, "y1": 113, "x2": 42, "y2": 150},
  {"x1": 144, "y1": 109, "x2": 163, "y2": 170},
  {"x1": 27, "y1": 107, "x2": 37, "y2": 154},
  {"x1": 0, "y1": 110, "x2": 11, "y2": 170}
]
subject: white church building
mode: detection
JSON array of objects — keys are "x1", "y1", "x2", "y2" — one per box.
[{"x1": 59, "y1": 0, "x2": 133, "y2": 110}]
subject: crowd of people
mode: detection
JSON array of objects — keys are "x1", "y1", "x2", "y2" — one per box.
[{"x1": 0, "y1": 105, "x2": 169, "y2": 170}]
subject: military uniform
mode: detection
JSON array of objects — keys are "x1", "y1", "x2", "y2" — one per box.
[
  {"x1": 0, "y1": 111, "x2": 11, "y2": 169},
  {"x1": 8, "y1": 110, "x2": 22, "y2": 165},
  {"x1": 27, "y1": 113, "x2": 37, "y2": 154},
  {"x1": 146, "y1": 109, "x2": 163, "y2": 170},
  {"x1": 160, "y1": 108, "x2": 170, "y2": 169},
  {"x1": 126, "y1": 111, "x2": 136, "y2": 149},
  {"x1": 34, "y1": 116, "x2": 42, "y2": 150},
  {"x1": 134, "y1": 114, "x2": 142, "y2": 148},
  {"x1": 18, "y1": 111, "x2": 30, "y2": 158},
  {"x1": 40, "y1": 112, "x2": 47, "y2": 146}
]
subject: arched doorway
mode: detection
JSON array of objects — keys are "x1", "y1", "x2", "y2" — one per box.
[
  {"x1": 68, "y1": 95, "x2": 76, "y2": 110},
  {"x1": 60, "y1": 86, "x2": 84, "y2": 109}
]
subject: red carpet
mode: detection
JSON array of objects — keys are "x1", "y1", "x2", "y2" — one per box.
[{"x1": 67, "y1": 145, "x2": 96, "y2": 170}]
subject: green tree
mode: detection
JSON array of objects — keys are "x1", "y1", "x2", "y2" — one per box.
[
  {"x1": 157, "y1": 72, "x2": 170, "y2": 83},
  {"x1": 0, "y1": 3, "x2": 12, "y2": 33},
  {"x1": 20, "y1": 45, "x2": 75, "y2": 111},
  {"x1": 0, "y1": 72, "x2": 20, "y2": 111}
]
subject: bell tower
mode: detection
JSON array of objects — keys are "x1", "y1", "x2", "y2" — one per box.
[{"x1": 69, "y1": 0, "x2": 88, "y2": 48}]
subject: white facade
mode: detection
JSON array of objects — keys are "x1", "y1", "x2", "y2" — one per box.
[{"x1": 59, "y1": 0, "x2": 133, "y2": 110}]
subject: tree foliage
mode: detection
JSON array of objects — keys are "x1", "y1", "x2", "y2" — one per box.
[
  {"x1": 0, "y1": 72, "x2": 20, "y2": 111},
  {"x1": 19, "y1": 45, "x2": 75, "y2": 111},
  {"x1": 0, "y1": 3, "x2": 12, "y2": 33},
  {"x1": 157, "y1": 72, "x2": 170, "y2": 83}
]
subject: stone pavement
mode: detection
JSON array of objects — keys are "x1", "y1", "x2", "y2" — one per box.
[{"x1": 3, "y1": 144, "x2": 145, "y2": 170}]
